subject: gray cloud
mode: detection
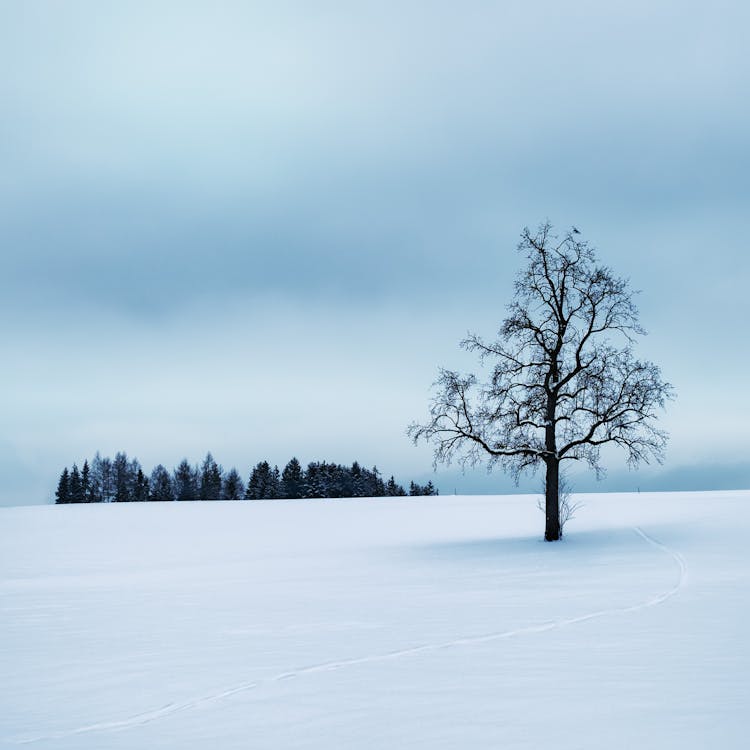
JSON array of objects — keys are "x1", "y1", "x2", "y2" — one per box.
[{"x1": 1, "y1": 1, "x2": 748, "y2": 504}]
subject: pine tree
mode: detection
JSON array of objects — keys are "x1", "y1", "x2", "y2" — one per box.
[
  {"x1": 327, "y1": 463, "x2": 349, "y2": 498},
  {"x1": 350, "y1": 461, "x2": 365, "y2": 497},
  {"x1": 408, "y1": 480, "x2": 438, "y2": 496},
  {"x1": 199, "y1": 452, "x2": 223, "y2": 502},
  {"x1": 221, "y1": 468, "x2": 245, "y2": 501},
  {"x1": 245, "y1": 461, "x2": 280, "y2": 499},
  {"x1": 133, "y1": 468, "x2": 149, "y2": 502},
  {"x1": 317, "y1": 461, "x2": 333, "y2": 497},
  {"x1": 367, "y1": 466, "x2": 386, "y2": 497},
  {"x1": 245, "y1": 462, "x2": 262, "y2": 500},
  {"x1": 303, "y1": 462, "x2": 325, "y2": 499},
  {"x1": 173, "y1": 459, "x2": 199, "y2": 501},
  {"x1": 55, "y1": 467, "x2": 70, "y2": 504},
  {"x1": 69, "y1": 463, "x2": 84, "y2": 503},
  {"x1": 81, "y1": 460, "x2": 92, "y2": 503},
  {"x1": 281, "y1": 457, "x2": 304, "y2": 499},
  {"x1": 149, "y1": 464, "x2": 175, "y2": 502},
  {"x1": 386, "y1": 475, "x2": 406, "y2": 496},
  {"x1": 268, "y1": 465, "x2": 281, "y2": 499}
]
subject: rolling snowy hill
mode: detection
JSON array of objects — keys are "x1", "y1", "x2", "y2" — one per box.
[{"x1": 1, "y1": 491, "x2": 748, "y2": 749}]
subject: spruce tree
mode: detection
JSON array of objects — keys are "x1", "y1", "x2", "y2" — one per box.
[
  {"x1": 269, "y1": 465, "x2": 282, "y2": 499},
  {"x1": 133, "y1": 468, "x2": 149, "y2": 502},
  {"x1": 350, "y1": 461, "x2": 364, "y2": 497},
  {"x1": 149, "y1": 464, "x2": 175, "y2": 502},
  {"x1": 199, "y1": 453, "x2": 223, "y2": 501},
  {"x1": 69, "y1": 464, "x2": 84, "y2": 503},
  {"x1": 386, "y1": 476, "x2": 406, "y2": 496},
  {"x1": 173, "y1": 459, "x2": 199, "y2": 501},
  {"x1": 245, "y1": 461, "x2": 279, "y2": 499},
  {"x1": 407, "y1": 480, "x2": 438, "y2": 496},
  {"x1": 317, "y1": 461, "x2": 333, "y2": 497},
  {"x1": 245, "y1": 463, "x2": 263, "y2": 500},
  {"x1": 303, "y1": 462, "x2": 325, "y2": 499},
  {"x1": 55, "y1": 468, "x2": 70, "y2": 504},
  {"x1": 368, "y1": 466, "x2": 386, "y2": 497},
  {"x1": 327, "y1": 463, "x2": 349, "y2": 498},
  {"x1": 221, "y1": 468, "x2": 245, "y2": 501},
  {"x1": 281, "y1": 457, "x2": 304, "y2": 499},
  {"x1": 81, "y1": 460, "x2": 92, "y2": 503}
]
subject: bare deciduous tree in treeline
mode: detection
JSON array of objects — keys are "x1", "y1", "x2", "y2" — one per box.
[{"x1": 409, "y1": 222, "x2": 674, "y2": 541}]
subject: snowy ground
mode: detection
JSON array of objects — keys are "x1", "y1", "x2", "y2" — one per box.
[{"x1": 1, "y1": 491, "x2": 748, "y2": 749}]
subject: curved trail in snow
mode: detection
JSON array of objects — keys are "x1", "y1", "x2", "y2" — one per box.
[{"x1": 12, "y1": 527, "x2": 688, "y2": 745}]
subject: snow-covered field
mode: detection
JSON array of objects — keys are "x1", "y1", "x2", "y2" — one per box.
[{"x1": 1, "y1": 491, "x2": 748, "y2": 749}]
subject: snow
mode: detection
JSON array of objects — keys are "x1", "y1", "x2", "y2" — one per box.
[{"x1": 1, "y1": 491, "x2": 748, "y2": 749}]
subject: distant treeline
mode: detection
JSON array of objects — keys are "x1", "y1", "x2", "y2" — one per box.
[{"x1": 53, "y1": 452, "x2": 437, "y2": 504}]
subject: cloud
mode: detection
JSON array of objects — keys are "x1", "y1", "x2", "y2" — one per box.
[{"x1": 0, "y1": 1, "x2": 748, "y2": 503}]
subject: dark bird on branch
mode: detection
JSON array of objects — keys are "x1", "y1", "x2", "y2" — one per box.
[{"x1": 572, "y1": 226, "x2": 581, "y2": 234}]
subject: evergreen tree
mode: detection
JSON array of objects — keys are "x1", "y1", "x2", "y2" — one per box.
[
  {"x1": 303, "y1": 462, "x2": 325, "y2": 498},
  {"x1": 133, "y1": 468, "x2": 149, "y2": 502},
  {"x1": 149, "y1": 464, "x2": 175, "y2": 502},
  {"x1": 245, "y1": 462, "x2": 263, "y2": 500},
  {"x1": 199, "y1": 452, "x2": 223, "y2": 502},
  {"x1": 350, "y1": 461, "x2": 365, "y2": 497},
  {"x1": 81, "y1": 460, "x2": 92, "y2": 503},
  {"x1": 327, "y1": 462, "x2": 349, "y2": 498},
  {"x1": 221, "y1": 468, "x2": 245, "y2": 501},
  {"x1": 55, "y1": 467, "x2": 70, "y2": 504},
  {"x1": 408, "y1": 480, "x2": 438, "y2": 496},
  {"x1": 113, "y1": 452, "x2": 133, "y2": 502},
  {"x1": 366, "y1": 466, "x2": 386, "y2": 497},
  {"x1": 281, "y1": 457, "x2": 304, "y2": 499},
  {"x1": 173, "y1": 459, "x2": 199, "y2": 501},
  {"x1": 69, "y1": 463, "x2": 84, "y2": 503},
  {"x1": 269, "y1": 465, "x2": 281, "y2": 499},
  {"x1": 386, "y1": 475, "x2": 406, "y2": 496},
  {"x1": 245, "y1": 461, "x2": 280, "y2": 499}
]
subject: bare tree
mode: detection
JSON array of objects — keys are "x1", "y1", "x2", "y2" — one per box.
[{"x1": 409, "y1": 222, "x2": 674, "y2": 541}]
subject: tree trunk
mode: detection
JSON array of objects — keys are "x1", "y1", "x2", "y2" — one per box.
[
  {"x1": 544, "y1": 457, "x2": 561, "y2": 541},
  {"x1": 545, "y1": 382, "x2": 561, "y2": 541}
]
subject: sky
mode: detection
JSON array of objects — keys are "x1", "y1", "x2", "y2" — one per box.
[{"x1": 1, "y1": 0, "x2": 749, "y2": 505}]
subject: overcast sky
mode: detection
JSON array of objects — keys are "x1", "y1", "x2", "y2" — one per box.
[{"x1": 1, "y1": 1, "x2": 749, "y2": 505}]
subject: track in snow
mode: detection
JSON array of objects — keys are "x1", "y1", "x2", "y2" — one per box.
[{"x1": 11, "y1": 527, "x2": 688, "y2": 745}]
